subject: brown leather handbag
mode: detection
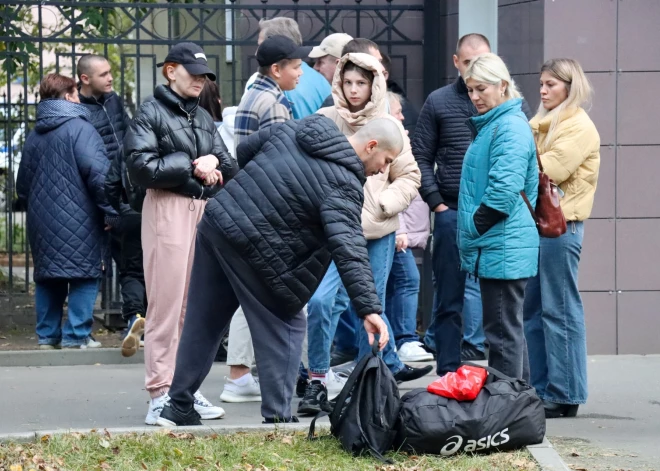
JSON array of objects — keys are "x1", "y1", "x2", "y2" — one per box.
[{"x1": 521, "y1": 144, "x2": 567, "y2": 238}]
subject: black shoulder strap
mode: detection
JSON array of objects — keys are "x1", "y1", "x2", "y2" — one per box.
[{"x1": 307, "y1": 411, "x2": 330, "y2": 440}]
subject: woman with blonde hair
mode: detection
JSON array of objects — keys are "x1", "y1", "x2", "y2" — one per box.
[
  {"x1": 523, "y1": 58, "x2": 600, "y2": 418},
  {"x1": 458, "y1": 53, "x2": 539, "y2": 380}
]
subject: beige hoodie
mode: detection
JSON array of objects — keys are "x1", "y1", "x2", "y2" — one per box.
[{"x1": 317, "y1": 53, "x2": 421, "y2": 240}]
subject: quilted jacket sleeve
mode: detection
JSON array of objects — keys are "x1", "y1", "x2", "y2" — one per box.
[
  {"x1": 16, "y1": 140, "x2": 33, "y2": 206},
  {"x1": 211, "y1": 127, "x2": 238, "y2": 181},
  {"x1": 74, "y1": 122, "x2": 117, "y2": 217},
  {"x1": 379, "y1": 129, "x2": 421, "y2": 217},
  {"x1": 125, "y1": 103, "x2": 194, "y2": 189},
  {"x1": 481, "y1": 121, "x2": 533, "y2": 216},
  {"x1": 320, "y1": 186, "x2": 382, "y2": 318},
  {"x1": 411, "y1": 93, "x2": 443, "y2": 210}
]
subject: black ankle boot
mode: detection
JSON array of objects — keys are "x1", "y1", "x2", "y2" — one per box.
[{"x1": 543, "y1": 399, "x2": 579, "y2": 418}]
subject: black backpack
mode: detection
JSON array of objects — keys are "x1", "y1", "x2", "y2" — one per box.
[
  {"x1": 308, "y1": 343, "x2": 401, "y2": 462},
  {"x1": 394, "y1": 364, "x2": 546, "y2": 456}
]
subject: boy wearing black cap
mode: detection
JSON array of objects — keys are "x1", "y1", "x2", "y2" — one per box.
[{"x1": 233, "y1": 35, "x2": 311, "y2": 151}]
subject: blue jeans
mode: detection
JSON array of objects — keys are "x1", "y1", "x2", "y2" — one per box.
[
  {"x1": 308, "y1": 233, "x2": 403, "y2": 374},
  {"x1": 35, "y1": 278, "x2": 100, "y2": 347},
  {"x1": 523, "y1": 221, "x2": 588, "y2": 404},
  {"x1": 462, "y1": 276, "x2": 486, "y2": 351},
  {"x1": 334, "y1": 308, "x2": 358, "y2": 354},
  {"x1": 386, "y1": 248, "x2": 421, "y2": 349}
]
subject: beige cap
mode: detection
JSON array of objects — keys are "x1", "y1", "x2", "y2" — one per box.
[{"x1": 308, "y1": 33, "x2": 354, "y2": 59}]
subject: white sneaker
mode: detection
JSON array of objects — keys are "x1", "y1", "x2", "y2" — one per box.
[
  {"x1": 397, "y1": 341, "x2": 434, "y2": 362},
  {"x1": 193, "y1": 391, "x2": 225, "y2": 419},
  {"x1": 145, "y1": 394, "x2": 169, "y2": 425},
  {"x1": 64, "y1": 337, "x2": 102, "y2": 349},
  {"x1": 326, "y1": 369, "x2": 347, "y2": 401},
  {"x1": 220, "y1": 374, "x2": 262, "y2": 403}
]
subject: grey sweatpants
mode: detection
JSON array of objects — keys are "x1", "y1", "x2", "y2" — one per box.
[{"x1": 168, "y1": 218, "x2": 306, "y2": 421}]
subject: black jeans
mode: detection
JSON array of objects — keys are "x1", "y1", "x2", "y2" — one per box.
[
  {"x1": 118, "y1": 211, "x2": 146, "y2": 320},
  {"x1": 431, "y1": 209, "x2": 466, "y2": 375},
  {"x1": 480, "y1": 278, "x2": 530, "y2": 381},
  {"x1": 168, "y1": 219, "x2": 306, "y2": 421}
]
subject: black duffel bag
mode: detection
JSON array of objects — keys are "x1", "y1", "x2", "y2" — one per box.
[{"x1": 394, "y1": 365, "x2": 545, "y2": 456}]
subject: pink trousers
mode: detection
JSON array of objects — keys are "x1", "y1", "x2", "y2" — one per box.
[{"x1": 141, "y1": 190, "x2": 206, "y2": 398}]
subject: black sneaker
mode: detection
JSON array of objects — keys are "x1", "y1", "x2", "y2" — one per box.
[
  {"x1": 296, "y1": 376, "x2": 308, "y2": 398},
  {"x1": 393, "y1": 364, "x2": 434, "y2": 384},
  {"x1": 155, "y1": 402, "x2": 202, "y2": 427},
  {"x1": 297, "y1": 380, "x2": 329, "y2": 415},
  {"x1": 262, "y1": 416, "x2": 300, "y2": 424},
  {"x1": 330, "y1": 350, "x2": 356, "y2": 367},
  {"x1": 460, "y1": 342, "x2": 486, "y2": 362}
]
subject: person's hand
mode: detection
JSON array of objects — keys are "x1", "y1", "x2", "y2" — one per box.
[
  {"x1": 203, "y1": 169, "x2": 224, "y2": 186},
  {"x1": 363, "y1": 313, "x2": 389, "y2": 351},
  {"x1": 193, "y1": 154, "x2": 220, "y2": 180},
  {"x1": 395, "y1": 233, "x2": 408, "y2": 252},
  {"x1": 434, "y1": 203, "x2": 449, "y2": 213},
  {"x1": 104, "y1": 224, "x2": 112, "y2": 231}
]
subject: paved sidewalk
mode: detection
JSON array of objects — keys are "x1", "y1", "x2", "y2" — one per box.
[{"x1": 1, "y1": 355, "x2": 658, "y2": 469}]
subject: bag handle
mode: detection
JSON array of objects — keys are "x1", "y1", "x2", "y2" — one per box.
[
  {"x1": 307, "y1": 411, "x2": 330, "y2": 440},
  {"x1": 461, "y1": 361, "x2": 521, "y2": 384}
]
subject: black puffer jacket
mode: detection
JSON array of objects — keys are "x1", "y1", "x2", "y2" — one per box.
[
  {"x1": 79, "y1": 91, "x2": 130, "y2": 162},
  {"x1": 412, "y1": 77, "x2": 533, "y2": 210},
  {"x1": 124, "y1": 85, "x2": 237, "y2": 203},
  {"x1": 204, "y1": 114, "x2": 382, "y2": 319}
]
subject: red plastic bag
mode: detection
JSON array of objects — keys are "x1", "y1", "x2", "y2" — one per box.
[{"x1": 427, "y1": 365, "x2": 488, "y2": 401}]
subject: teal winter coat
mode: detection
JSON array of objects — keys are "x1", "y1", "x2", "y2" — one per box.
[{"x1": 457, "y1": 98, "x2": 539, "y2": 280}]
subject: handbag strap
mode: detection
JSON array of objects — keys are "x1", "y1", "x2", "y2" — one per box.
[{"x1": 520, "y1": 191, "x2": 538, "y2": 225}]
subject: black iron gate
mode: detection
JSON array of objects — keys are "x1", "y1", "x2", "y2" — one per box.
[{"x1": 0, "y1": 0, "x2": 426, "y2": 328}]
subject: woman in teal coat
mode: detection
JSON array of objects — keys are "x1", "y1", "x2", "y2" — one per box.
[{"x1": 458, "y1": 53, "x2": 539, "y2": 380}]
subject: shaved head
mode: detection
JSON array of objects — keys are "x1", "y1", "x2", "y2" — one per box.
[
  {"x1": 77, "y1": 54, "x2": 108, "y2": 79},
  {"x1": 455, "y1": 33, "x2": 490, "y2": 55},
  {"x1": 349, "y1": 118, "x2": 404, "y2": 176}
]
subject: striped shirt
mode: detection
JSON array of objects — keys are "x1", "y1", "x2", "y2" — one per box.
[{"x1": 234, "y1": 74, "x2": 292, "y2": 152}]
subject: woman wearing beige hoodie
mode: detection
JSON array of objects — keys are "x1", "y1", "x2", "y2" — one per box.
[{"x1": 299, "y1": 53, "x2": 427, "y2": 415}]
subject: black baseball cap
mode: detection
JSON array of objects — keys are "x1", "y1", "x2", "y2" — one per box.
[
  {"x1": 256, "y1": 35, "x2": 313, "y2": 67},
  {"x1": 157, "y1": 42, "x2": 216, "y2": 81}
]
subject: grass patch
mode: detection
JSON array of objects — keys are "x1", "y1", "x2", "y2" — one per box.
[{"x1": 0, "y1": 430, "x2": 539, "y2": 471}]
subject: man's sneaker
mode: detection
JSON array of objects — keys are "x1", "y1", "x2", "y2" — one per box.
[
  {"x1": 193, "y1": 391, "x2": 225, "y2": 419},
  {"x1": 145, "y1": 394, "x2": 169, "y2": 425},
  {"x1": 64, "y1": 336, "x2": 102, "y2": 349},
  {"x1": 156, "y1": 402, "x2": 202, "y2": 427},
  {"x1": 122, "y1": 314, "x2": 145, "y2": 358},
  {"x1": 460, "y1": 342, "x2": 487, "y2": 362},
  {"x1": 296, "y1": 376, "x2": 308, "y2": 398},
  {"x1": 397, "y1": 341, "x2": 434, "y2": 362},
  {"x1": 297, "y1": 380, "x2": 331, "y2": 416},
  {"x1": 393, "y1": 364, "x2": 433, "y2": 384},
  {"x1": 326, "y1": 370, "x2": 347, "y2": 401},
  {"x1": 333, "y1": 360, "x2": 357, "y2": 379},
  {"x1": 220, "y1": 374, "x2": 261, "y2": 403},
  {"x1": 263, "y1": 416, "x2": 299, "y2": 424},
  {"x1": 39, "y1": 344, "x2": 61, "y2": 350},
  {"x1": 330, "y1": 349, "x2": 356, "y2": 367}
]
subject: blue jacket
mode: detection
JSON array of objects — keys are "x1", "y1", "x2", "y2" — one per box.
[
  {"x1": 284, "y1": 62, "x2": 331, "y2": 119},
  {"x1": 457, "y1": 98, "x2": 539, "y2": 280},
  {"x1": 17, "y1": 99, "x2": 115, "y2": 282}
]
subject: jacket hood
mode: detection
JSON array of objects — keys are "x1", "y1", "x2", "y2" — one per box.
[
  {"x1": 469, "y1": 97, "x2": 523, "y2": 133},
  {"x1": 35, "y1": 99, "x2": 90, "y2": 133},
  {"x1": 331, "y1": 53, "x2": 388, "y2": 128},
  {"x1": 295, "y1": 114, "x2": 366, "y2": 184}
]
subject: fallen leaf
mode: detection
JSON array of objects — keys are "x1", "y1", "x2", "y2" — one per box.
[
  {"x1": 99, "y1": 439, "x2": 111, "y2": 449},
  {"x1": 100, "y1": 462, "x2": 112, "y2": 470},
  {"x1": 32, "y1": 456, "x2": 45, "y2": 465},
  {"x1": 9, "y1": 465, "x2": 23, "y2": 471},
  {"x1": 104, "y1": 429, "x2": 112, "y2": 439},
  {"x1": 281, "y1": 436, "x2": 293, "y2": 445},
  {"x1": 40, "y1": 435, "x2": 50, "y2": 443},
  {"x1": 141, "y1": 462, "x2": 147, "y2": 470},
  {"x1": 571, "y1": 450, "x2": 580, "y2": 457},
  {"x1": 173, "y1": 448, "x2": 184, "y2": 457},
  {"x1": 112, "y1": 446, "x2": 120, "y2": 455}
]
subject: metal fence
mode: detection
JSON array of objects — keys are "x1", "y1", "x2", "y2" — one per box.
[{"x1": 0, "y1": 0, "x2": 426, "y2": 328}]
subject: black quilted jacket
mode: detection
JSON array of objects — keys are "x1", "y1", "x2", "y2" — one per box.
[
  {"x1": 412, "y1": 77, "x2": 533, "y2": 210},
  {"x1": 79, "y1": 91, "x2": 129, "y2": 162},
  {"x1": 204, "y1": 114, "x2": 382, "y2": 319},
  {"x1": 124, "y1": 85, "x2": 237, "y2": 202},
  {"x1": 16, "y1": 99, "x2": 116, "y2": 282}
]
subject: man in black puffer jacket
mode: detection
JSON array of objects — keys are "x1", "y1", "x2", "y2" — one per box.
[
  {"x1": 78, "y1": 54, "x2": 147, "y2": 356},
  {"x1": 412, "y1": 34, "x2": 534, "y2": 376},
  {"x1": 157, "y1": 115, "x2": 400, "y2": 427}
]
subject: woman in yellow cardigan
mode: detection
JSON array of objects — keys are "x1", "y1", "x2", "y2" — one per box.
[{"x1": 523, "y1": 58, "x2": 600, "y2": 419}]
